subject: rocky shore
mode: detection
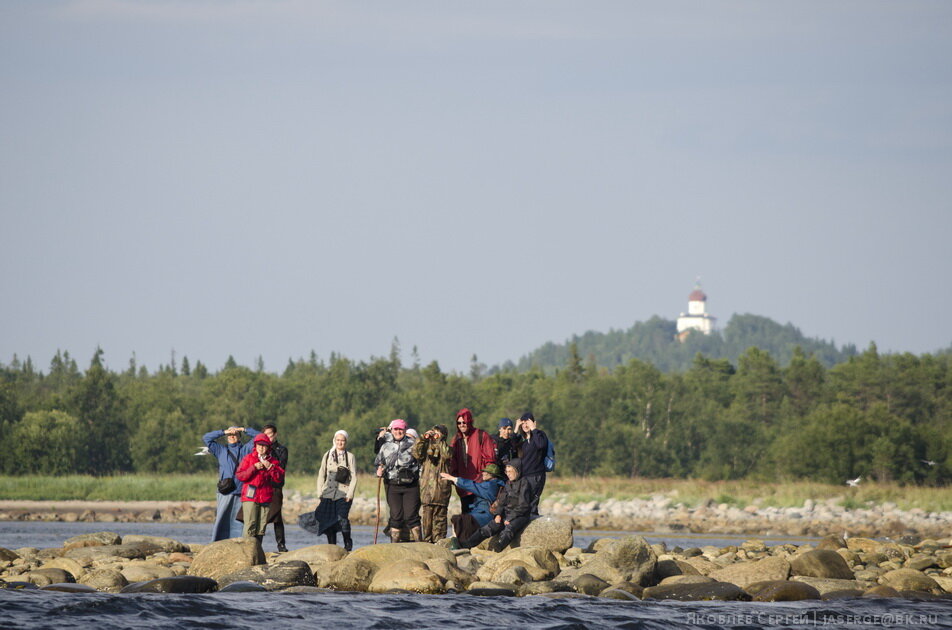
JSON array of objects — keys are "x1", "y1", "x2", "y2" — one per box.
[
  {"x1": 1, "y1": 493, "x2": 949, "y2": 540},
  {"x1": 2, "y1": 518, "x2": 951, "y2": 602}
]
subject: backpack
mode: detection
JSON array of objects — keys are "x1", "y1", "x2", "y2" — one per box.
[{"x1": 544, "y1": 437, "x2": 556, "y2": 472}]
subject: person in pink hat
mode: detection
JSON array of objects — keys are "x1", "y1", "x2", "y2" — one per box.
[{"x1": 374, "y1": 418, "x2": 421, "y2": 542}]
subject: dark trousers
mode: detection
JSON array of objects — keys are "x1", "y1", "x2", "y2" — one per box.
[
  {"x1": 524, "y1": 473, "x2": 546, "y2": 517},
  {"x1": 462, "y1": 515, "x2": 531, "y2": 551},
  {"x1": 386, "y1": 481, "x2": 421, "y2": 530}
]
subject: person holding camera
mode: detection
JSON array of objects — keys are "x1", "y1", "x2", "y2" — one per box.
[
  {"x1": 411, "y1": 424, "x2": 452, "y2": 543},
  {"x1": 493, "y1": 417, "x2": 521, "y2": 466},
  {"x1": 235, "y1": 433, "x2": 286, "y2": 541},
  {"x1": 315, "y1": 429, "x2": 357, "y2": 551},
  {"x1": 375, "y1": 419, "x2": 422, "y2": 543},
  {"x1": 203, "y1": 425, "x2": 261, "y2": 541},
  {"x1": 262, "y1": 424, "x2": 289, "y2": 552}
]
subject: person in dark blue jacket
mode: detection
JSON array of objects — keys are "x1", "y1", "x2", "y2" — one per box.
[
  {"x1": 203, "y1": 425, "x2": 260, "y2": 541},
  {"x1": 440, "y1": 463, "x2": 504, "y2": 543},
  {"x1": 515, "y1": 412, "x2": 548, "y2": 517}
]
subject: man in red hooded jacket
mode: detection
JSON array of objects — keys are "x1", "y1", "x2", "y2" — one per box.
[{"x1": 450, "y1": 408, "x2": 496, "y2": 514}]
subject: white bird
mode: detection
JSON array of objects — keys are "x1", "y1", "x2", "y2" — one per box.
[
  {"x1": 846, "y1": 476, "x2": 861, "y2": 487},
  {"x1": 922, "y1": 459, "x2": 937, "y2": 467},
  {"x1": 194, "y1": 447, "x2": 210, "y2": 456}
]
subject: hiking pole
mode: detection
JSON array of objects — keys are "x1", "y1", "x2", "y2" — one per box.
[{"x1": 373, "y1": 475, "x2": 382, "y2": 544}]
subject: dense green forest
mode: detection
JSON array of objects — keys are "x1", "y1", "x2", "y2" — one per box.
[
  {"x1": 511, "y1": 313, "x2": 858, "y2": 373},
  {"x1": 0, "y1": 342, "x2": 948, "y2": 486}
]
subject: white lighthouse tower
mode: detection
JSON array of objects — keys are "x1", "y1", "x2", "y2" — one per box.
[{"x1": 676, "y1": 282, "x2": 716, "y2": 340}]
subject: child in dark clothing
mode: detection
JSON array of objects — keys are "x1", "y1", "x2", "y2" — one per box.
[{"x1": 461, "y1": 458, "x2": 533, "y2": 552}]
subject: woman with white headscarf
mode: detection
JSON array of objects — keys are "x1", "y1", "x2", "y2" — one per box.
[{"x1": 315, "y1": 430, "x2": 357, "y2": 550}]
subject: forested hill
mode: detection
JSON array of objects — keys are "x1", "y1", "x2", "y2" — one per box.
[{"x1": 510, "y1": 313, "x2": 858, "y2": 373}]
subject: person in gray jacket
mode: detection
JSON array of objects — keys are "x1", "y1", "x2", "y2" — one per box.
[
  {"x1": 374, "y1": 419, "x2": 421, "y2": 542},
  {"x1": 203, "y1": 425, "x2": 260, "y2": 541}
]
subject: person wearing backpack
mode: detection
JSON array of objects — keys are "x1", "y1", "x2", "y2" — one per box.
[
  {"x1": 203, "y1": 425, "x2": 261, "y2": 541},
  {"x1": 375, "y1": 419, "x2": 422, "y2": 542},
  {"x1": 450, "y1": 408, "x2": 497, "y2": 515},
  {"x1": 514, "y1": 412, "x2": 549, "y2": 517}
]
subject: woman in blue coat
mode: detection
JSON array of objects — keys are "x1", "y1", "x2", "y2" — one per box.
[
  {"x1": 203, "y1": 425, "x2": 260, "y2": 541},
  {"x1": 440, "y1": 463, "x2": 504, "y2": 542}
]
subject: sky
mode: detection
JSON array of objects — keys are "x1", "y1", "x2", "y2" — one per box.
[{"x1": 2, "y1": 1, "x2": 951, "y2": 375}]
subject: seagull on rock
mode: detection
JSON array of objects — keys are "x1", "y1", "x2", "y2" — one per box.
[{"x1": 846, "y1": 476, "x2": 862, "y2": 487}]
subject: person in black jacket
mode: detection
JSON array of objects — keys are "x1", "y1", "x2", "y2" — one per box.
[
  {"x1": 461, "y1": 458, "x2": 533, "y2": 552},
  {"x1": 263, "y1": 424, "x2": 289, "y2": 552},
  {"x1": 492, "y1": 417, "x2": 521, "y2": 466},
  {"x1": 515, "y1": 412, "x2": 548, "y2": 517}
]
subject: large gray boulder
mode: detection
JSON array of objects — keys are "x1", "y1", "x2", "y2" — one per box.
[
  {"x1": 321, "y1": 557, "x2": 378, "y2": 591},
  {"x1": 78, "y1": 568, "x2": 128, "y2": 592},
  {"x1": 348, "y1": 542, "x2": 455, "y2": 567},
  {"x1": 511, "y1": 516, "x2": 574, "y2": 554},
  {"x1": 475, "y1": 547, "x2": 560, "y2": 583},
  {"x1": 218, "y1": 561, "x2": 315, "y2": 590},
  {"x1": 580, "y1": 536, "x2": 658, "y2": 586},
  {"x1": 709, "y1": 557, "x2": 790, "y2": 589},
  {"x1": 281, "y1": 544, "x2": 348, "y2": 575},
  {"x1": 368, "y1": 559, "x2": 446, "y2": 594},
  {"x1": 64, "y1": 532, "x2": 122, "y2": 550},
  {"x1": 791, "y1": 550, "x2": 854, "y2": 579},
  {"x1": 65, "y1": 544, "x2": 147, "y2": 563},
  {"x1": 120, "y1": 564, "x2": 177, "y2": 583},
  {"x1": 642, "y1": 581, "x2": 751, "y2": 601},
  {"x1": 879, "y1": 569, "x2": 941, "y2": 593},
  {"x1": 791, "y1": 576, "x2": 870, "y2": 595},
  {"x1": 188, "y1": 538, "x2": 265, "y2": 582},
  {"x1": 750, "y1": 580, "x2": 821, "y2": 602},
  {"x1": 122, "y1": 535, "x2": 189, "y2": 554}
]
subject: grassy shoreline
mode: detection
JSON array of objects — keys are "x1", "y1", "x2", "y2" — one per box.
[{"x1": 0, "y1": 474, "x2": 949, "y2": 512}]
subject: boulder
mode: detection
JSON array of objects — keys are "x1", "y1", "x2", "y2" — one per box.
[
  {"x1": 321, "y1": 557, "x2": 378, "y2": 591},
  {"x1": 816, "y1": 534, "x2": 848, "y2": 550},
  {"x1": 63, "y1": 532, "x2": 122, "y2": 550},
  {"x1": 349, "y1": 542, "x2": 455, "y2": 568},
  {"x1": 218, "y1": 580, "x2": 268, "y2": 592},
  {"x1": 904, "y1": 555, "x2": 937, "y2": 571},
  {"x1": 122, "y1": 535, "x2": 189, "y2": 554},
  {"x1": 26, "y1": 568, "x2": 74, "y2": 586},
  {"x1": 600, "y1": 588, "x2": 640, "y2": 601},
  {"x1": 475, "y1": 547, "x2": 560, "y2": 583},
  {"x1": 78, "y1": 568, "x2": 128, "y2": 592},
  {"x1": 683, "y1": 556, "x2": 718, "y2": 576},
  {"x1": 519, "y1": 580, "x2": 575, "y2": 596},
  {"x1": 572, "y1": 574, "x2": 609, "y2": 595},
  {"x1": 659, "y1": 575, "x2": 715, "y2": 586},
  {"x1": 750, "y1": 580, "x2": 821, "y2": 601},
  {"x1": 0, "y1": 548, "x2": 19, "y2": 562},
  {"x1": 790, "y1": 550, "x2": 854, "y2": 579},
  {"x1": 845, "y1": 537, "x2": 881, "y2": 554},
  {"x1": 493, "y1": 564, "x2": 535, "y2": 586},
  {"x1": 642, "y1": 581, "x2": 751, "y2": 601},
  {"x1": 709, "y1": 557, "x2": 790, "y2": 589},
  {"x1": 39, "y1": 558, "x2": 86, "y2": 581},
  {"x1": 580, "y1": 536, "x2": 657, "y2": 586},
  {"x1": 791, "y1": 576, "x2": 868, "y2": 595},
  {"x1": 0, "y1": 581, "x2": 38, "y2": 590},
  {"x1": 120, "y1": 576, "x2": 217, "y2": 593},
  {"x1": 368, "y1": 559, "x2": 445, "y2": 594},
  {"x1": 188, "y1": 538, "x2": 265, "y2": 582},
  {"x1": 40, "y1": 583, "x2": 98, "y2": 593},
  {"x1": 655, "y1": 558, "x2": 701, "y2": 580},
  {"x1": 423, "y1": 558, "x2": 474, "y2": 589},
  {"x1": 822, "y1": 589, "x2": 864, "y2": 600},
  {"x1": 465, "y1": 581, "x2": 517, "y2": 596},
  {"x1": 218, "y1": 561, "x2": 315, "y2": 590},
  {"x1": 511, "y1": 516, "x2": 574, "y2": 554},
  {"x1": 121, "y1": 564, "x2": 177, "y2": 583},
  {"x1": 933, "y1": 575, "x2": 952, "y2": 594},
  {"x1": 879, "y1": 569, "x2": 941, "y2": 593},
  {"x1": 281, "y1": 544, "x2": 348, "y2": 575},
  {"x1": 65, "y1": 545, "x2": 147, "y2": 563}
]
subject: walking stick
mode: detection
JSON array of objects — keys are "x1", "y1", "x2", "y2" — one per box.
[{"x1": 373, "y1": 475, "x2": 382, "y2": 544}]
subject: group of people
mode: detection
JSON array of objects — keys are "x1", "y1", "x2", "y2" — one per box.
[{"x1": 203, "y1": 408, "x2": 551, "y2": 554}]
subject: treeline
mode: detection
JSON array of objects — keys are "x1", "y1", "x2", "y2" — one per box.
[
  {"x1": 0, "y1": 343, "x2": 948, "y2": 486},
  {"x1": 514, "y1": 313, "x2": 858, "y2": 373}
]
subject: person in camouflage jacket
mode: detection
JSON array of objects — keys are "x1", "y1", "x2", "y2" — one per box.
[{"x1": 412, "y1": 424, "x2": 453, "y2": 543}]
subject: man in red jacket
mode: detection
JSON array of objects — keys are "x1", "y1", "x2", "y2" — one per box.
[
  {"x1": 450, "y1": 408, "x2": 496, "y2": 515},
  {"x1": 236, "y1": 433, "x2": 286, "y2": 542}
]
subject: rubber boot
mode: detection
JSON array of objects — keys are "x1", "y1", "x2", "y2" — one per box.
[
  {"x1": 274, "y1": 521, "x2": 288, "y2": 553},
  {"x1": 389, "y1": 528, "x2": 401, "y2": 544},
  {"x1": 410, "y1": 526, "x2": 423, "y2": 542},
  {"x1": 343, "y1": 533, "x2": 353, "y2": 552},
  {"x1": 326, "y1": 531, "x2": 337, "y2": 545}
]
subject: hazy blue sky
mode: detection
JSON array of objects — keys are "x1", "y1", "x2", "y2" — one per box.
[{"x1": 2, "y1": 1, "x2": 950, "y2": 374}]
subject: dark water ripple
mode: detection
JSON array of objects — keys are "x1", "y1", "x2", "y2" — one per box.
[{"x1": 1, "y1": 590, "x2": 950, "y2": 630}]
